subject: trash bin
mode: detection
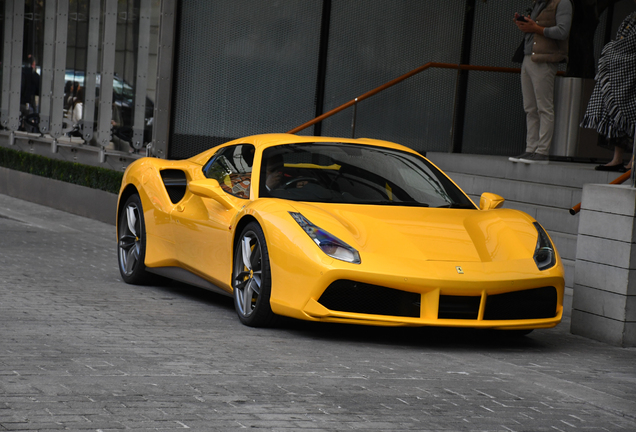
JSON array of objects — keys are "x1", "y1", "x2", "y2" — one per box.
[{"x1": 551, "y1": 77, "x2": 603, "y2": 159}]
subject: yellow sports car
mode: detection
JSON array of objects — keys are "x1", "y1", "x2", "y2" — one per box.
[{"x1": 117, "y1": 134, "x2": 564, "y2": 331}]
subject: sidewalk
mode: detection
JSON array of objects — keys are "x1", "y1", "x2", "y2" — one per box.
[{"x1": 0, "y1": 193, "x2": 635, "y2": 431}]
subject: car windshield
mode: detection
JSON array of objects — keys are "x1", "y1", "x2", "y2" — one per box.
[{"x1": 259, "y1": 143, "x2": 475, "y2": 208}]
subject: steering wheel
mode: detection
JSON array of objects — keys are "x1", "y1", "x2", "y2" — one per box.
[{"x1": 283, "y1": 177, "x2": 319, "y2": 189}]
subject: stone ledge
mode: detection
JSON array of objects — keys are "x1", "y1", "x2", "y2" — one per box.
[
  {"x1": 571, "y1": 310, "x2": 635, "y2": 347},
  {"x1": 574, "y1": 259, "x2": 636, "y2": 296},
  {"x1": 581, "y1": 184, "x2": 636, "y2": 216},
  {"x1": 576, "y1": 234, "x2": 636, "y2": 269},
  {"x1": 0, "y1": 166, "x2": 117, "y2": 225},
  {"x1": 572, "y1": 284, "x2": 636, "y2": 321},
  {"x1": 579, "y1": 210, "x2": 636, "y2": 243}
]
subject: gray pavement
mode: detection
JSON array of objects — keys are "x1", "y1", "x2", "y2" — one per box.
[{"x1": 0, "y1": 193, "x2": 635, "y2": 432}]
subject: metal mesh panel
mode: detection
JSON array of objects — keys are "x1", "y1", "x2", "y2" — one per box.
[
  {"x1": 170, "y1": 0, "x2": 322, "y2": 159},
  {"x1": 320, "y1": 0, "x2": 465, "y2": 153},
  {"x1": 463, "y1": 70, "x2": 525, "y2": 156},
  {"x1": 462, "y1": 0, "x2": 528, "y2": 156},
  {"x1": 464, "y1": 1, "x2": 613, "y2": 156},
  {"x1": 169, "y1": 0, "x2": 618, "y2": 160}
]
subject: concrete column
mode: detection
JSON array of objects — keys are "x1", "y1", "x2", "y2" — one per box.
[{"x1": 571, "y1": 184, "x2": 636, "y2": 346}]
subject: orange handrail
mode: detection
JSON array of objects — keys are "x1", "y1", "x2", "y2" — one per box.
[
  {"x1": 569, "y1": 170, "x2": 632, "y2": 215},
  {"x1": 287, "y1": 62, "x2": 563, "y2": 135}
]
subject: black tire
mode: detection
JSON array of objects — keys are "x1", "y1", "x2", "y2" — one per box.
[
  {"x1": 117, "y1": 194, "x2": 152, "y2": 284},
  {"x1": 232, "y1": 222, "x2": 277, "y2": 327}
]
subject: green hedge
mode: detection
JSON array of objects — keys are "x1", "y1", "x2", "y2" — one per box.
[{"x1": 0, "y1": 146, "x2": 123, "y2": 194}]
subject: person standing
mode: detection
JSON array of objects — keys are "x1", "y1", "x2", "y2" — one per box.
[
  {"x1": 19, "y1": 56, "x2": 40, "y2": 132},
  {"x1": 509, "y1": 0, "x2": 573, "y2": 164},
  {"x1": 66, "y1": 88, "x2": 84, "y2": 138},
  {"x1": 581, "y1": 7, "x2": 636, "y2": 172}
]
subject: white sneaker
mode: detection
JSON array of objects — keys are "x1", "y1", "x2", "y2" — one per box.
[{"x1": 509, "y1": 152, "x2": 532, "y2": 162}]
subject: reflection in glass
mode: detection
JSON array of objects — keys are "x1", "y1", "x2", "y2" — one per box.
[
  {"x1": 20, "y1": 0, "x2": 44, "y2": 133},
  {"x1": 112, "y1": 0, "x2": 155, "y2": 151},
  {"x1": 64, "y1": 0, "x2": 88, "y2": 137},
  {"x1": 259, "y1": 143, "x2": 475, "y2": 208},
  {"x1": 0, "y1": 1, "x2": 4, "y2": 105},
  {"x1": 4, "y1": 0, "x2": 159, "y2": 154}
]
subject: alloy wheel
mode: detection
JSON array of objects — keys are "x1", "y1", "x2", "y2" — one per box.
[{"x1": 234, "y1": 230, "x2": 262, "y2": 318}]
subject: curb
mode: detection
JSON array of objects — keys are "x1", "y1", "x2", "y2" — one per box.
[{"x1": 0, "y1": 166, "x2": 118, "y2": 225}]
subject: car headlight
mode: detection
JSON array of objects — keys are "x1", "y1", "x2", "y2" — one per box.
[
  {"x1": 533, "y1": 222, "x2": 556, "y2": 270},
  {"x1": 289, "y1": 212, "x2": 361, "y2": 264}
]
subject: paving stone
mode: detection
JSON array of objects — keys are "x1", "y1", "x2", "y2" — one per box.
[{"x1": 0, "y1": 193, "x2": 635, "y2": 431}]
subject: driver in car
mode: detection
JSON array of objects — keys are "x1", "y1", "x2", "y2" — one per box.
[{"x1": 265, "y1": 154, "x2": 285, "y2": 191}]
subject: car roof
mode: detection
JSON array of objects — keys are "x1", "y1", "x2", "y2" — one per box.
[{"x1": 188, "y1": 133, "x2": 420, "y2": 166}]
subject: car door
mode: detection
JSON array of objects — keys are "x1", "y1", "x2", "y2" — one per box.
[{"x1": 170, "y1": 144, "x2": 255, "y2": 289}]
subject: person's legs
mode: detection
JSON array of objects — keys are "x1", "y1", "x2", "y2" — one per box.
[
  {"x1": 595, "y1": 136, "x2": 630, "y2": 171},
  {"x1": 602, "y1": 135, "x2": 631, "y2": 167},
  {"x1": 531, "y1": 61, "x2": 557, "y2": 156},
  {"x1": 610, "y1": 146, "x2": 624, "y2": 165},
  {"x1": 521, "y1": 56, "x2": 539, "y2": 154}
]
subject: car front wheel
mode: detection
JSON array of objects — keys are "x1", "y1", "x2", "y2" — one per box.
[
  {"x1": 232, "y1": 222, "x2": 277, "y2": 327},
  {"x1": 117, "y1": 194, "x2": 151, "y2": 284}
]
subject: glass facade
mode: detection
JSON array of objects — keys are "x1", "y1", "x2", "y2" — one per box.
[
  {"x1": 170, "y1": 0, "x2": 323, "y2": 158},
  {"x1": 0, "y1": 0, "x2": 629, "y2": 164},
  {"x1": 320, "y1": 0, "x2": 464, "y2": 154},
  {"x1": 0, "y1": 0, "x2": 160, "y2": 155},
  {"x1": 169, "y1": 0, "x2": 619, "y2": 159}
]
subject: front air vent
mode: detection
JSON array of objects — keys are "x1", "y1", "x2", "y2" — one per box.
[
  {"x1": 160, "y1": 169, "x2": 187, "y2": 203},
  {"x1": 484, "y1": 287, "x2": 557, "y2": 320},
  {"x1": 438, "y1": 295, "x2": 481, "y2": 319},
  {"x1": 318, "y1": 280, "x2": 420, "y2": 318}
]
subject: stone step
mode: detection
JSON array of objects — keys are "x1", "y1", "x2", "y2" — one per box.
[
  {"x1": 505, "y1": 200, "x2": 579, "y2": 236},
  {"x1": 549, "y1": 232, "x2": 578, "y2": 263},
  {"x1": 451, "y1": 171, "x2": 582, "y2": 209},
  {"x1": 563, "y1": 258, "x2": 575, "y2": 289},
  {"x1": 427, "y1": 152, "x2": 625, "y2": 189}
]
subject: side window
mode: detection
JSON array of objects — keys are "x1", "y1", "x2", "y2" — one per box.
[{"x1": 203, "y1": 144, "x2": 255, "y2": 199}]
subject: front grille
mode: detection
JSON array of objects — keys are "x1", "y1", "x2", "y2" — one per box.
[
  {"x1": 318, "y1": 280, "x2": 420, "y2": 318},
  {"x1": 438, "y1": 295, "x2": 481, "y2": 319},
  {"x1": 484, "y1": 286, "x2": 557, "y2": 320}
]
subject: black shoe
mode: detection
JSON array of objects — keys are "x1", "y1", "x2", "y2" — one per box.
[
  {"x1": 595, "y1": 164, "x2": 626, "y2": 172},
  {"x1": 520, "y1": 153, "x2": 549, "y2": 164}
]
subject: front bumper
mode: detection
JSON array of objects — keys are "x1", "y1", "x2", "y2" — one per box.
[
  {"x1": 269, "y1": 255, "x2": 565, "y2": 329},
  {"x1": 303, "y1": 281, "x2": 562, "y2": 329}
]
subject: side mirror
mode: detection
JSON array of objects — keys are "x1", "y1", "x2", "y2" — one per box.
[
  {"x1": 188, "y1": 179, "x2": 236, "y2": 210},
  {"x1": 479, "y1": 192, "x2": 505, "y2": 210}
]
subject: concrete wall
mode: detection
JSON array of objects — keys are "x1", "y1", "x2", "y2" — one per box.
[
  {"x1": 571, "y1": 184, "x2": 636, "y2": 347},
  {"x1": 0, "y1": 167, "x2": 118, "y2": 225}
]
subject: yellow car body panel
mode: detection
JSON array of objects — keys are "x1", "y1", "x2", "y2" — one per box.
[
  {"x1": 117, "y1": 133, "x2": 565, "y2": 329},
  {"x1": 260, "y1": 203, "x2": 564, "y2": 328}
]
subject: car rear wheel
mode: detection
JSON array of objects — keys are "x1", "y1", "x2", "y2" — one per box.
[
  {"x1": 232, "y1": 222, "x2": 277, "y2": 327},
  {"x1": 117, "y1": 194, "x2": 151, "y2": 284}
]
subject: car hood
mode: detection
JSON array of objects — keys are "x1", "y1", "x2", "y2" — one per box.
[{"x1": 287, "y1": 202, "x2": 538, "y2": 263}]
